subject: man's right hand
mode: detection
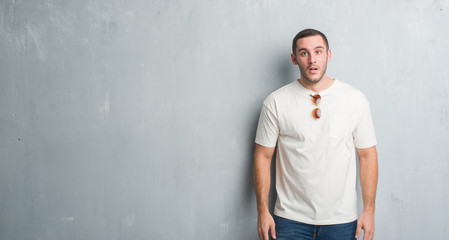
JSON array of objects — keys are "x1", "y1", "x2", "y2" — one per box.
[
  {"x1": 257, "y1": 211, "x2": 276, "y2": 240},
  {"x1": 254, "y1": 144, "x2": 276, "y2": 239}
]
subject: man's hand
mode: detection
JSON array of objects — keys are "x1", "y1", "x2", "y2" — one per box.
[
  {"x1": 355, "y1": 211, "x2": 374, "y2": 240},
  {"x1": 254, "y1": 144, "x2": 276, "y2": 240},
  {"x1": 257, "y1": 211, "x2": 276, "y2": 240},
  {"x1": 356, "y1": 146, "x2": 377, "y2": 240}
]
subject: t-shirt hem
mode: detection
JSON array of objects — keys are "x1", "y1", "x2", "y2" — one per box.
[
  {"x1": 255, "y1": 139, "x2": 276, "y2": 148},
  {"x1": 274, "y1": 212, "x2": 358, "y2": 225},
  {"x1": 355, "y1": 141, "x2": 377, "y2": 149}
]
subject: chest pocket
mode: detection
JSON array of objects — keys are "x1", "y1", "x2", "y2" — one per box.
[{"x1": 329, "y1": 114, "x2": 354, "y2": 140}]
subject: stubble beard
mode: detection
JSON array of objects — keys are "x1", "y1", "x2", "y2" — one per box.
[{"x1": 299, "y1": 64, "x2": 328, "y2": 85}]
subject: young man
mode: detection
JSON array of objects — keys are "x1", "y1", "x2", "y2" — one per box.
[{"x1": 254, "y1": 29, "x2": 378, "y2": 240}]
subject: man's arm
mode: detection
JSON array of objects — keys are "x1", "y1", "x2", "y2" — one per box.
[
  {"x1": 254, "y1": 144, "x2": 276, "y2": 240},
  {"x1": 355, "y1": 146, "x2": 378, "y2": 240}
]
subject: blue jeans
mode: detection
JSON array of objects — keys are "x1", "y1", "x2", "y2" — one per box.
[{"x1": 273, "y1": 215, "x2": 357, "y2": 240}]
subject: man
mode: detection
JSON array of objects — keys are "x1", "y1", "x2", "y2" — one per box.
[{"x1": 254, "y1": 29, "x2": 378, "y2": 240}]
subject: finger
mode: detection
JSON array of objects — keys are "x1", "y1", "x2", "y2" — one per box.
[
  {"x1": 364, "y1": 230, "x2": 374, "y2": 240},
  {"x1": 270, "y1": 223, "x2": 276, "y2": 239},
  {"x1": 263, "y1": 228, "x2": 269, "y2": 240},
  {"x1": 355, "y1": 222, "x2": 362, "y2": 239},
  {"x1": 258, "y1": 229, "x2": 263, "y2": 240},
  {"x1": 363, "y1": 231, "x2": 371, "y2": 240}
]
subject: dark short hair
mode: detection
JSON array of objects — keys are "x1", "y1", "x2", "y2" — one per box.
[{"x1": 292, "y1": 28, "x2": 329, "y2": 54}]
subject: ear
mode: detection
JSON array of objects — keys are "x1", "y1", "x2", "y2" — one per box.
[
  {"x1": 291, "y1": 53, "x2": 298, "y2": 65},
  {"x1": 327, "y1": 49, "x2": 332, "y2": 62}
]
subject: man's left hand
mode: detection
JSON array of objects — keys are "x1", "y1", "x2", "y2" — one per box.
[{"x1": 355, "y1": 211, "x2": 375, "y2": 240}]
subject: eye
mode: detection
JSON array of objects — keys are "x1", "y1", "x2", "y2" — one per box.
[
  {"x1": 316, "y1": 50, "x2": 321, "y2": 55},
  {"x1": 300, "y1": 52, "x2": 308, "y2": 56}
]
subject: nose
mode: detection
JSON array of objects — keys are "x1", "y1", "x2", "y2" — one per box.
[{"x1": 308, "y1": 54, "x2": 316, "y2": 64}]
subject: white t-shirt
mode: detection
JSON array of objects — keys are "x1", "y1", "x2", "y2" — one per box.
[{"x1": 255, "y1": 79, "x2": 377, "y2": 225}]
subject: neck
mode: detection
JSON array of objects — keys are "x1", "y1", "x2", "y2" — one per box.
[{"x1": 298, "y1": 75, "x2": 334, "y2": 93}]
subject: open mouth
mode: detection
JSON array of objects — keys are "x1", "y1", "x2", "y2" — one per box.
[{"x1": 309, "y1": 66, "x2": 318, "y2": 72}]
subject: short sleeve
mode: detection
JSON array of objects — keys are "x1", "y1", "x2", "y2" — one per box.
[
  {"x1": 352, "y1": 97, "x2": 377, "y2": 149},
  {"x1": 255, "y1": 98, "x2": 279, "y2": 148}
]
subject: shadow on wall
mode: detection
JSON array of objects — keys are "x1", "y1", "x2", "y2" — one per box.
[
  {"x1": 240, "y1": 53, "x2": 297, "y2": 217},
  {"x1": 279, "y1": 52, "x2": 297, "y2": 86}
]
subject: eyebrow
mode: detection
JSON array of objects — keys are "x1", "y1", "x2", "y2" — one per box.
[{"x1": 297, "y1": 46, "x2": 326, "y2": 52}]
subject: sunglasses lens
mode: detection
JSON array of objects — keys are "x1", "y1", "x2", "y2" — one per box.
[
  {"x1": 311, "y1": 94, "x2": 322, "y2": 119},
  {"x1": 312, "y1": 94, "x2": 321, "y2": 104},
  {"x1": 313, "y1": 108, "x2": 321, "y2": 119}
]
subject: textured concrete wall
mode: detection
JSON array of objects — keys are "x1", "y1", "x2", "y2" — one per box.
[{"x1": 1, "y1": 0, "x2": 448, "y2": 239}]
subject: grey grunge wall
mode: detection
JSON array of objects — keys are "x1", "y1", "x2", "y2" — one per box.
[{"x1": 1, "y1": 0, "x2": 448, "y2": 239}]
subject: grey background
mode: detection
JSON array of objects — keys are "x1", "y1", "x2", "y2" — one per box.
[{"x1": 1, "y1": 0, "x2": 448, "y2": 239}]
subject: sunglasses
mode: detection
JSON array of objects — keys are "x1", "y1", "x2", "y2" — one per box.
[{"x1": 310, "y1": 94, "x2": 321, "y2": 119}]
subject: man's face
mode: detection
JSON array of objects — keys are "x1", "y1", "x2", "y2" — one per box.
[{"x1": 291, "y1": 35, "x2": 331, "y2": 84}]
